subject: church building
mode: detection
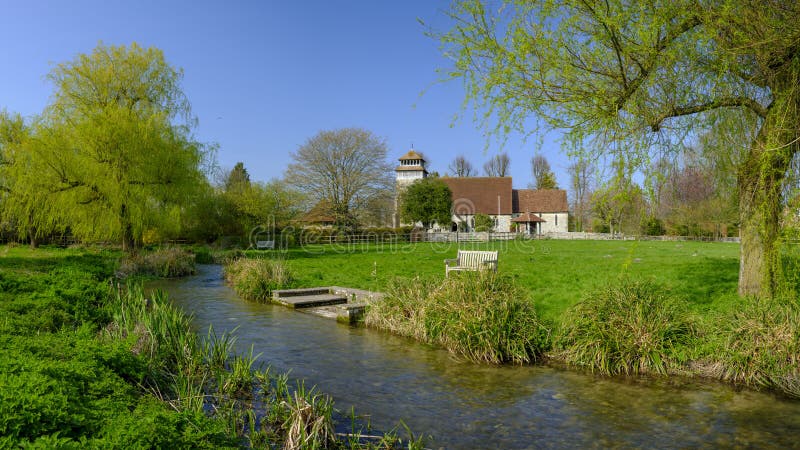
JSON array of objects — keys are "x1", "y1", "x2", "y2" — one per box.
[{"x1": 393, "y1": 150, "x2": 569, "y2": 233}]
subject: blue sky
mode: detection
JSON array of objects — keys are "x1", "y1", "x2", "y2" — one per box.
[{"x1": 0, "y1": 0, "x2": 569, "y2": 189}]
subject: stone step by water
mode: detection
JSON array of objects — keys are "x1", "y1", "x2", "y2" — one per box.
[
  {"x1": 272, "y1": 288, "x2": 347, "y2": 309},
  {"x1": 272, "y1": 286, "x2": 377, "y2": 323}
]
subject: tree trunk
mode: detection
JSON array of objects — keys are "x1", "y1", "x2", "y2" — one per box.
[
  {"x1": 120, "y1": 203, "x2": 136, "y2": 253},
  {"x1": 29, "y1": 233, "x2": 38, "y2": 249},
  {"x1": 737, "y1": 99, "x2": 796, "y2": 297}
]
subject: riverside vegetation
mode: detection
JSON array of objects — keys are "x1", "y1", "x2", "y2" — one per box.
[
  {"x1": 0, "y1": 245, "x2": 423, "y2": 448},
  {"x1": 221, "y1": 239, "x2": 800, "y2": 399}
]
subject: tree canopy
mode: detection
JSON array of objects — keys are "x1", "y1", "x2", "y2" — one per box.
[
  {"x1": 286, "y1": 128, "x2": 393, "y2": 229},
  {"x1": 439, "y1": 0, "x2": 800, "y2": 297},
  {"x1": 399, "y1": 177, "x2": 453, "y2": 229},
  {"x1": 1, "y1": 43, "x2": 209, "y2": 250},
  {"x1": 530, "y1": 155, "x2": 558, "y2": 189}
]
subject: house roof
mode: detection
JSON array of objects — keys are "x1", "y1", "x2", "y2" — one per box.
[
  {"x1": 395, "y1": 165, "x2": 427, "y2": 172},
  {"x1": 298, "y1": 200, "x2": 335, "y2": 224},
  {"x1": 398, "y1": 150, "x2": 425, "y2": 161},
  {"x1": 511, "y1": 212, "x2": 547, "y2": 223},
  {"x1": 441, "y1": 177, "x2": 513, "y2": 215},
  {"x1": 512, "y1": 189, "x2": 568, "y2": 213}
]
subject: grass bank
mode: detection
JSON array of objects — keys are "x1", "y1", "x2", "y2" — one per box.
[{"x1": 0, "y1": 245, "x2": 422, "y2": 448}]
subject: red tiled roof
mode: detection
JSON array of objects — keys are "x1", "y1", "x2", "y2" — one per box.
[
  {"x1": 441, "y1": 177, "x2": 513, "y2": 215},
  {"x1": 298, "y1": 200, "x2": 335, "y2": 224},
  {"x1": 512, "y1": 189, "x2": 568, "y2": 213},
  {"x1": 511, "y1": 212, "x2": 547, "y2": 223}
]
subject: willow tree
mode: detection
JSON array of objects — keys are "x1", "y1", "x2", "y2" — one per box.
[
  {"x1": 40, "y1": 43, "x2": 206, "y2": 251},
  {"x1": 0, "y1": 112, "x2": 60, "y2": 247},
  {"x1": 438, "y1": 0, "x2": 800, "y2": 297}
]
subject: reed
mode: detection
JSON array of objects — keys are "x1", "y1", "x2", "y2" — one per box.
[
  {"x1": 366, "y1": 272, "x2": 550, "y2": 364},
  {"x1": 700, "y1": 297, "x2": 800, "y2": 398},
  {"x1": 223, "y1": 257, "x2": 294, "y2": 301},
  {"x1": 556, "y1": 280, "x2": 695, "y2": 376},
  {"x1": 117, "y1": 247, "x2": 196, "y2": 278}
]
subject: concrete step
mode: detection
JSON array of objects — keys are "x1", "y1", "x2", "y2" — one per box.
[
  {"x1": 273, "y1": 293, "x2": 348, "y2": 309},
  {"x1": 272, "y1": 287, "x2": 331, "y2": 299}
]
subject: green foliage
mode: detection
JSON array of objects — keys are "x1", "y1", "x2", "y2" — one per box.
[
  {"x1": 3, "y1": 43, "x2": 210, "y2": 251},
  {"x1": 223, "y1": 257, "x2": 294, "y2": 301},
  {"x1": 641, "y1": 216, "x2": 666, "y2": 236},
  {"x1": 558, "y1": 280, "x2": 695, "y2": 376},
  {"x1": 473, "y1": 213, "x2": 494, "y2": 232},
  {"x1": 366, "y1": 272, "x2": 551, "y2": 364},
  {"x1": 399, "y1": 177, "x2": 453, "y2": 229}
]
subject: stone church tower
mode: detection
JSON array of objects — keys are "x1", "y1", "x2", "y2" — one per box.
[{"x1": 393, "y1": 149, "x2": 427, "y2": 227}]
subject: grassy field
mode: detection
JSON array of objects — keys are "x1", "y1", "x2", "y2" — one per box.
[{"x1": 270, "y1": 239, "x2": 741, "y2": 321}]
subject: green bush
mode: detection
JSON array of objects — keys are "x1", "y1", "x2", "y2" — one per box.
[
  {"x1": 223, "y1": 257, "x2": 294, "y2": 301},
  {"x1": 557, "y1": 280, "x2": 695, "y2": 375},
  {"x1": 117, "y1": 247, "x2": 196, "y2": 278},
  {"x1": 366, "y1": 272, "x2": 550, "y2": 364},
  {"x1": 700, "y1": 297, "x2": 800, "y2": 398},
  {"x1": 192, "y1": 246, "x2": 215, "y2": 264}
]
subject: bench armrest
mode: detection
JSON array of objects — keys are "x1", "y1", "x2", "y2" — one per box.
[{"x1": 444, "y1": 258, "x2": 458, "y2": 266}]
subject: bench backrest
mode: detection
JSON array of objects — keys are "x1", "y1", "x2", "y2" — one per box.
[
  {"x1": 457, "y1": 250, "x2": 497, "y2": 268},
  {"x1": 256, "y1": 240, "x2": 275, "y2": 249}
]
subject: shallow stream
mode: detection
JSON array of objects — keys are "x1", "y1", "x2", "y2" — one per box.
[{"x1": 148, "y1": 265, "x2": 800, "y2": 449}]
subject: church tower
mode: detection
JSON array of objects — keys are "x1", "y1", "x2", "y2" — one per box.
[
  {"x1": 395, "y1": 149, "x2": 428, "y2": 187},
  {"x1": 393, "y1": 149, "x2": 428, "y2": 227}
]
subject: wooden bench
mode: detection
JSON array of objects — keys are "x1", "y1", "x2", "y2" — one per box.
[
  {"x1": 444, "y1": 250, "x2": 498, "y2": 277},
  {"x1": 256, "y1": 240, "x2": 275, "y2": 250}
]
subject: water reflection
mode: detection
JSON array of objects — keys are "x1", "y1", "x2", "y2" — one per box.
[{"x1": 148, "y1": 265, "x2": 800, "y2": 449}]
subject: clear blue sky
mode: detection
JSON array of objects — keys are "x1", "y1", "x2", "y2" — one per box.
[{"x1": 0, "y1": 0, "x2": 569, "y2": 189}]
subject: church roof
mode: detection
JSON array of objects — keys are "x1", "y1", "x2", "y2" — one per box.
[
  {"x1": 398, "y1": 150, "x2": 425, "y2": 161},
  {"x1": 512, "y1": 189, "x2": 568, "y2": 213},
  {"x1": 441, "y1": 177, "x2": 513, "y2": 215}
]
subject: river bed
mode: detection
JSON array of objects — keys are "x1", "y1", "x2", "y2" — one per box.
[{"x1": 148, "y1": 265, "x2": 800, "y2": 449}]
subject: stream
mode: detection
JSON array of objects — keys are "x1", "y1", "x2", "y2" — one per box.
[{"x1": 148, "y1": 265, "x2": 800, "y2": 449}]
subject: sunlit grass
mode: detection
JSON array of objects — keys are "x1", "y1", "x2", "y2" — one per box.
[{"x1": 271, "y1": 239, "x2": 740, "y2": 321}]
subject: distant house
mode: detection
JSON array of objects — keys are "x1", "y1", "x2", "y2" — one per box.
[
  {"x1": 297, "y1": 200, "x2": 336, "y2": 227},
  {"x1": 394, "y1": 150, "x2": 569, "y2": 233}
]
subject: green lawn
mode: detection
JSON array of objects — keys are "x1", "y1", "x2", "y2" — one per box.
[{"x1": 272, "y1": 239, "x2": 741, "y2": 322}]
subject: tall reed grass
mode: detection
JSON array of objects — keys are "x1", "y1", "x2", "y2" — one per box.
[
  {"x1": 117, "y1": 247, "x2": 196, "y2": 278},
  {"x1": 366, "y1": 272, "x2": 550, "y2": 364},
  {"x1": 700, "y1": 297, "x2": 800, "y2": 398},
  {"x1": 104, "y1": 282, "x2": 423, "y2": 448},
  {"x1": 223, "y1": 257, "x2": 294, "y2": 301},
  {"x1": 557, "y1": 280, "x2": 695, "y2": 376}
]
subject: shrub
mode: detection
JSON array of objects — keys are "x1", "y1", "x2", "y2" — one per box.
[
  {"x1": 366, "y1": 272, "x2": 550, "y2": 364},
  {"x1": 117, "y1": 248, "x2": 196, "y2": 278},
  {"x1": 223, "y1": 257, "x2": 294, "y2": 301},
  {"x1": 700, "y1": 298, "x2": 800, "y2": 398},
  {"x1": 557, "y1": 280, "x2": 695, "y2": 376}
]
